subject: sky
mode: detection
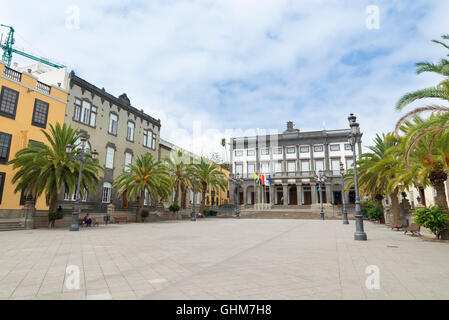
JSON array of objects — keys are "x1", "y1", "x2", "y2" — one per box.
[{"x1": 2, "y1": 0, "x2": 449, "y2": 161}]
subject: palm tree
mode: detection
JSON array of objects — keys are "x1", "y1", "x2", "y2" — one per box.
[
  {"x1": 398, "y1": 116, "x2": 449, "y2": 212},
  {"x1": 395, "y1": 35, "x2": 449, "y2": 111},
  {"x1": 345, "y1": 133, "x2": 404, "y2": 224},
  {"x1": 114, "y1": 154, "x2": 171, "y2": 222},
  {"x1": 164, "y1": 150, "x2": 192, "y2": 206},
  {"x1": 192, "y1": 158, "x2": 228, "y2": 213},
  {"x1": 9, "y1": 123, "x2": 103, "y2": 213}
]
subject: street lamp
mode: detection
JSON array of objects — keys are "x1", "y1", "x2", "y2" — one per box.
[
  {"x1": 66, "y1": 136, "x2": 98, "y2": 231},
  {"x1": 348, "y1": 113, "x2": 367, "y2": 241},
  {"x1": 315, "y1": 170, "x2": 327, "y2": 220},
  {"x1": 230, "y1": 173, "x2": 243, "y2": 219},
  {"x1": 340, "y1": 162, "x2": 349, "y2": 225},
  {"x1": 190, "y1": 172, "x2": 199, "y2": 221}
]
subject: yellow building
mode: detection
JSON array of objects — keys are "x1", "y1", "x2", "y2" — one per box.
[
  {"x1": 205, "y1": 165, "x2": 230, "y2": 206},
  {"x1": 0, "y1": 62, "x2": 68, "y2": 216}
]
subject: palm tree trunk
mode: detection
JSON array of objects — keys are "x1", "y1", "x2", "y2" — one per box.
[
  {"x1": 200, "y1": 184, "x2": 207, "y2": 213},
  {"x1": 48, "y1": 189, "x2": 59, "y2": 213},
  {"x1": 431, "y1": 178, "x2": 449, "y2": 240},
  {"x1": 390, "y1": 189, "x2": 401, "y2": 225},
  {"x1": 174, "y1": 183, "x2": 179, "y2": 206},
  {"x1": 137, "y1": 189, "x2": 145, "y2": 222}
]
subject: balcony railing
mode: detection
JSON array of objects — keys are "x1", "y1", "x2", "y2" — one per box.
[
  {"x1": 3, "y1": 66, "x2": 22, "y2": 82},
  {"x1": 230, "y1": 170, "x2": 343, "y2": 180},
  {"x1": 36, "y1": 81, "x2": 51, "y2": 95}
]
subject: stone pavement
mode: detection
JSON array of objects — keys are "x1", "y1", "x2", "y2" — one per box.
[{"x1": 0, "y1": 218, "x2": 448, "y2": 300}]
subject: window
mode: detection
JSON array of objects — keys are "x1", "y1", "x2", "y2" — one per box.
[
  {"x1": 346, "y1": 158, "x2": 354, "y2": 169},
  {"x1": 260, "y1": 162, "x2": 269, "y2": 173},
  {"x1": 102, "y1": 182, "x2": 112, "y2": 203},
  {"x1": 109, "y1": 113, "x2": 118, "y2": 135},
  {"x1": 74, "y1": 99, "x2": 96, "y2": 127},
  {"x1": 0, "y1": 132, "x2": 12, "y2": 164},
  {"x1": 314, "y1": 145, "x2": 323, "y2": 152},
  {"x1": 235, "y1": 150, "x2": 243, "y2": 157},
  {"x1": 300, "y1": 146, "x2": 309, "y2": 153},
  {"x1": 274, "y1": 161, "x2": 282, "y2": 173},
  {"x1": 143, "y1": 130, "x2": 155, "y2": 149},
  {"x1": 73, "y1": 98, "x2": 81, "y2": 121},
  {"x1": 81, "y1": 100, "x2": 91, "y2": 124},
  {"x1": 301, "y1": 160, "x2": 310, "y2": 172},
  {"x1": 315, "y1": 159, "x2": 324, "y2": 172},
  {"x1": 0, "y1": 86, "x2": 19, "y2": 119},
  {"x1": 151, "y1": 132, "x2": 156, "y2": 149},
  {"x1": 127, "y1": 122, "x2": 135, "y2": 141},
  {"x1": 273, "y1": 147, "x2": 282, "y2": 155},
  {"x1": 31, "y1": 99, "x2": 49, "y2": 128},
  {"x1": 287, "y1": 161, "x2": 296, "y2": 172},
  {"x1": 330, "y1": 144, "x2": 340, "y2": 151},
  {"x1": 345, "y1": 143, "x2": 352, "y2": 151},
  {"x1": 235, "y1": 163, "x2": 243, "y2": 176},
  {"x1": 0, "y1": 172, "x2": 5, "y2": 204},
  {"x1": 247, "y1": 149, "x2": 255, "y2": 156},
  {"x1": 124, "y1": 152, "x2": 132, "y2": 171},
  {"x1": 105, "y1": 147, "x2": 115, "y2": 169},
  {"x1": 331, "y1": 159, "x2": 341, "y2": 171},
  {"x1": 260, "y1": 148, "x2": 269, "y2": 155},
  {"x1": 287, "y1": 146, "x2": 296, "y2": 154},
  {"x1": 144, "y1": 188, "x2": 151, "y2": 206},
  {"x1": 247, "y1": 163, "x2": 255, "y2": 174},
  {"x1": 64, "y1": 188, "x2": 87, "y2": 201},
  {"x1": 90, "y1": 106, "x2": 97, "y2": 127}
]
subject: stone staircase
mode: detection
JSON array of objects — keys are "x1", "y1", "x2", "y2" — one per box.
[{"x1": 0, "y1": 220, "x2": 25, "y2": 231}]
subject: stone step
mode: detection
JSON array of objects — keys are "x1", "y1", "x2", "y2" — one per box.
[{"x1": 0, "y1": 221, "x2": 25, "y2": 231}]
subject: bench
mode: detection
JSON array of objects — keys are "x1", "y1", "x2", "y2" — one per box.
[
  {"x1": 404, "y1": 223, "x2": 421, "y2": 236},
  {"x1": 113, "y1": 216, "x2": 128, "y2": 224},
  {"x1": 391, "y1": 222, "x2": 403, "y2": 231}
]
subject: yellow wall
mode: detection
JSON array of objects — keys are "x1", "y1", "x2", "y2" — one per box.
[
  {"x1": 206, "y1": 166, "x2": 230, "y2": 206},
  {"x1": 0, "y1": 62, "x2": 68, "y2": 211}
]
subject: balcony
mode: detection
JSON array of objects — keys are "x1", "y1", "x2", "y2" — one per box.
[
  {"x1": 36, "y1": 81, "x2": 51, "y2": 95},
  {"x1": 3, "y1": 66, "x2": 22, "y2": 82}
]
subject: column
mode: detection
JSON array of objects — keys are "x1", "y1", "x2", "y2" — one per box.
[
  {"x1": 282, "y1": 184, "x2": 288, "y2": 206},
  {"x1": 243, "y1": 185, "x2": 247, "y2": 206},
  {"x1": 270, "y1": 185, "x2": 275, "y2": 205},
  {"x1": 325, "y1": 183, "x2": 332, "y2": 204},
  {"x1": 311, "y1": 184, "x2": 318, "y2": 204},
  {"x1": 310, "y1": 144, "x2": 315, "y2": 173},
  {"x1": 324, "y1": 142, "x2": 330, "y2": 173},
  {"x1": 296, "y1": 184, "x2": 302, "y2": 206}
]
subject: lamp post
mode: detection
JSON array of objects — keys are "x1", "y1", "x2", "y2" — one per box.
[
  {"x1": 348, "y1": 113, "x2": 367, "y2": 241},
  {"x1": 230, "y1": 173, "x2": 243, "y2": 219},
  {"x1": 66, "y1": 137, "x2": 98, "y2": 231},
  {"x1": 190, "y1": 173, "x2": 198, "y2": 221},
  {"x1": 315, "y1": 170, "x2": 326, "y2": 220},
  {"x1": 340, "y1": 162, "x2": 349, "y2": 225}
]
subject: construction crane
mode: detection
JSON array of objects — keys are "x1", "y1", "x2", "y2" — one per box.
[{"x1": 0, "y1": 24, "x2": 64, "y2": 69}]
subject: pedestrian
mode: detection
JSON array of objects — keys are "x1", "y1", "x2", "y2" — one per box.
[{"x1": 281, "y1": 196, "x2": 284, "y2": 205}]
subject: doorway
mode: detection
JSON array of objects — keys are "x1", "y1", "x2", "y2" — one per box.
[{"x1": 289, "y1": 186, "x2": 298, "y2": 205}]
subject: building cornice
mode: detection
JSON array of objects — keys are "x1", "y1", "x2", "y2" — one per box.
[{"x1": 69, "y1": 71, "x2": 161, "y2": 128}]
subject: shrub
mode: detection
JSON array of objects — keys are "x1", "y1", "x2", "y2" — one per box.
[
  {"x1": 361, "y1": 201, "x2": 376, "y2": 217},
  {"x1": 169, "y1": 204, "x2": 180, "y2": 212},
  {"x1": 413, "y1": 206, "x2": 449, "y2": 239},
  {"x1": 367, "y1": 205, "x2": 383, "y2": 221},
  {"x1": 48, "y1": 211, "x2": 63, "y2": 221},
  {"x1": 141, "y1": 209, "x2": 149, "y2": 219}
]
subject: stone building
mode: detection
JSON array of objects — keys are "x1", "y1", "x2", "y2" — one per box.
[
  {"x1": 58, "y1": 71, "x2": 161, "y2": 212},
  {"x1": 229, "y1": 121, "x2": 362, "y2": 207}
]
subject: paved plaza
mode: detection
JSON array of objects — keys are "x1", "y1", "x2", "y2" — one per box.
[{"x1": 1, "y1": 218, "x2": 449, "y2": 300}]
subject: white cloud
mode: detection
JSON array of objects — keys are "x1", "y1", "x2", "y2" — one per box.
[{"x1": 2, "y1": 0, "x2": 449, "y2": 157}]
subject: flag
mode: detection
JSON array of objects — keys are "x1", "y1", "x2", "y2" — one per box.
[
  {"x1": 261, "y1": 174, "x2": 265, "y2": 185},
  {"x1": 268, "y1": 175, "x2": 272, "y2": 186},
  {"x1": 254, "y1": 173, "x2": 261, "y2": 186}
]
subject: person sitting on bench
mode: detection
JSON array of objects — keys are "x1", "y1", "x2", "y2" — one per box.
[{"x1": 84, "y1": 214, "x2": 92, "y2": 227}]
